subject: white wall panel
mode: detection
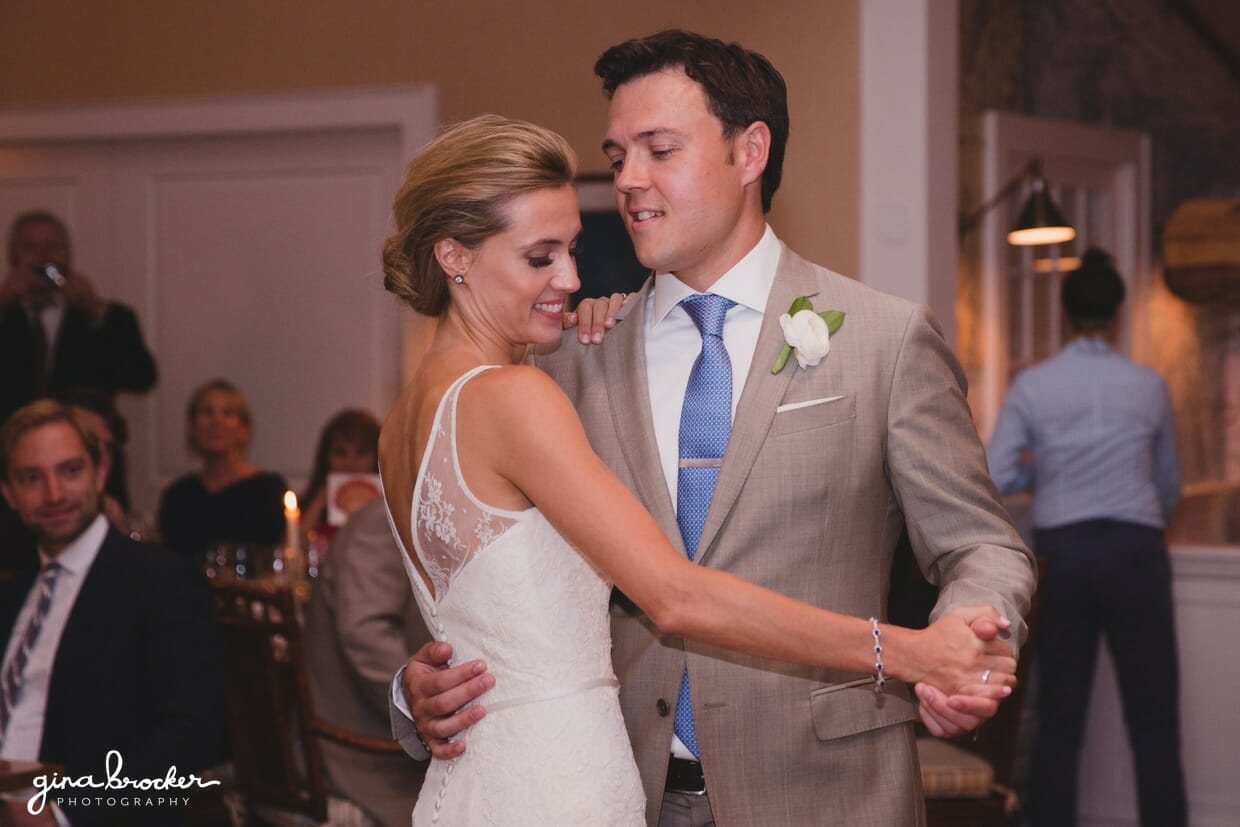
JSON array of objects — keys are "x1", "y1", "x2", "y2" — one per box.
[
  {"x1": 144, "y1": 145, "x2": 399, "y2": 488},
  {"x1": 0, "y1": 88, "x2": 435, "y2": 520}
]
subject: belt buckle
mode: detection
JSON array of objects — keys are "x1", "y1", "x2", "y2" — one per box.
[{"x1": 666, "y1": 756, "x2": 707, "y2": 795}]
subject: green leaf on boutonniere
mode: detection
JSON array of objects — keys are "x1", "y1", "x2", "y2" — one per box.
[
  {"x1": 771, "y1": 343, "x2": 794, "y2": 374},
  {"x1": 819, "y1": 310, "x2": 845, "y2": 335},
  {"x1": 788, "y1": 296, "x2": 814, "y2": 316}
]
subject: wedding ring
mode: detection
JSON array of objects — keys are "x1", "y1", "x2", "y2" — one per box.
[{"x1": 981, "y1": 669, "x2": 992, "y2": 685}]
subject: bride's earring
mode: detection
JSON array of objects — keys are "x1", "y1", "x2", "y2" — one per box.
[{"x1": 452, "y1": 274, "x2": 465, "y2": 284}]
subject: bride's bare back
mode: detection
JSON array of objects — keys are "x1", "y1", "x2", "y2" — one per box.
[{"x1": 380, "y1": 353, "x2": 536, "y2": 599}]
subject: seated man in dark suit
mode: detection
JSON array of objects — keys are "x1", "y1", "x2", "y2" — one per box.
[
  {"x1": 0, "y1": 210, "x2": 157, "y2": 424},
  {"x1": 304, "y1": 497, "x2": 430, "y2": 827},
  {"x1": 0, "y1": 401, "x2": 224, "y2": 826}
]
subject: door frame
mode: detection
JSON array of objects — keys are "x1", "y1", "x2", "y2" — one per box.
[
  {"x1": 975, "y1": 110, "x2": 1151, "y2": 439},
  {"x1": 0, "y1": 85, "x2": 435, "y2": 163}
]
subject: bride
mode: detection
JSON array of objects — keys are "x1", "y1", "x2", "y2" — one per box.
[{"x1": 377, "y1": 115, "x2": 1015, "y2": 826}]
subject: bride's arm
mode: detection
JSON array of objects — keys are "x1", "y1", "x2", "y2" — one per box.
[{"x1": 469, "y1": 367, "x2": 1016, "y2": 697}]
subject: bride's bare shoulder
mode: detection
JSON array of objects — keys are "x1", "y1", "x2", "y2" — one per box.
[
  {"x1": 459, "y1": 366, "x2": 583, "y2": 451},
  {"x1": 464, "y1": 364, "x2": 571, "y2": 412}
]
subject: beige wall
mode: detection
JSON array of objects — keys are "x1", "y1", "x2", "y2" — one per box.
[{"x1": 0, "y1": 0, "x2": 859, "y2": 274}]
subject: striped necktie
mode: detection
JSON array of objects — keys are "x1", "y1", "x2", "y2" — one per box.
[
  {"x1": 0, "y1": 562, "x2": 62, "y2": 745},
  {"x1": 673, "y1": 293, "x2": 736, "y2": 760}
]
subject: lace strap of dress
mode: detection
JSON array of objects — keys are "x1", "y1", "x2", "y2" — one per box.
[{"x1": 411, "y1": 365, "x2": 523, "y2": 602}]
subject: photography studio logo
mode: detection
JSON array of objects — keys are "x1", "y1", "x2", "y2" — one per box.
[{"x1": 26, "y1": 750, "x2": 221, "y2": 816}]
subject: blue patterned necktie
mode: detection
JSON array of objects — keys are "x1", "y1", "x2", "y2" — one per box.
[
  {"x1": 673, "y1": 293, "x2": 736, "y2": 760},
  {"x1": 0, "y1": 562, "x2": 62, "y2": 745}
]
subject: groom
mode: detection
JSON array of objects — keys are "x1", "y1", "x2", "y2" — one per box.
[{"x1": 395, "y1": 30, "x2": 1036, "y2": 826}]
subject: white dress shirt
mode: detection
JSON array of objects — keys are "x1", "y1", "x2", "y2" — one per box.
[
  {"x1": 643, "y1": 225, "x2": 781, "y2": 760},
  {"x1": 24, "y1": 295, "x2": 67, "y2": 377},
  {"x1": 644, "y1": 224, "x2": 781, "y2": 510},
  {"x1": 0, "y1": 514, "x2": 107, "y2": 760}
]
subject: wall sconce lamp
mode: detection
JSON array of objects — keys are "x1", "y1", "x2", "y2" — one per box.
[{"x1": 959, "y1": 158, "x2": 1077, "y2": 246}]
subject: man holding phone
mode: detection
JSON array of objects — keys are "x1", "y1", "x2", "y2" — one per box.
[{"x1": 0, "y1": 210, "x2": 157, "y2": 424}]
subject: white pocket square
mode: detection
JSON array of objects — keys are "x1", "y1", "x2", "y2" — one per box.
[{"x1": 776, "y1": 395, "x2": 846, "y2": 414}]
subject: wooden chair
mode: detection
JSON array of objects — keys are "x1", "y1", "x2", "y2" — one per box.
[
  {"x1": 919, "y1": 559, "x2": 1045, "y2": 826},
  {"x1": 209, "y1": 579, "x2": 405, "y2": 826}
]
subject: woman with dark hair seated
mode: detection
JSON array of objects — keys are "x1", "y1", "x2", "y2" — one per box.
[
  {"x1": 157, "y1": 378, "x2": 287, "y2": 560},
  {"x1": 299, "y1": 408, "x2": 381, "y2": 542}
]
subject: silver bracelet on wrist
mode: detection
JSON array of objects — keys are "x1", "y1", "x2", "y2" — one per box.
[{"x1": 869, "y1": 616, "x2": 885, "y2": 692}]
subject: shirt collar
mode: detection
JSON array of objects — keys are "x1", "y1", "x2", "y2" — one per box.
[
  {"x1": 649, "y1": 225, "x2": 781, "y2": 325},
  {"x1": 23, "y1": 291, "x2": 65, "y2": 318},
  {"x1": 1066, "y1": 335, "x2": 1113, "y2": 356},
  {"x1": 40, "y1": 513, "x2": 108, "y2": 576}
]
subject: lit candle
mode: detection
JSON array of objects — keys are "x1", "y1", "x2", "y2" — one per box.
[{"x1": 283, "y1": 490, "x2": 301, "y2": 554}]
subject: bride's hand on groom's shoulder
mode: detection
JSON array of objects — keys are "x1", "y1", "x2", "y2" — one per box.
[
  {"x1": 403, "y1": 641, "x2": 496, "y2": 758},
  {"x1": 563, "y1": 292, "x2": 632, "y2": 344}
]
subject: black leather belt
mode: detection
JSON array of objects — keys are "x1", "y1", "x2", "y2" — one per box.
[{"x1": 665, "y1": 756, "x2": 706, "y2": 793}]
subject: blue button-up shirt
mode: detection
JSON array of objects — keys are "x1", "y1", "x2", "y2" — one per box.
[{"x1": 987, "y1": 337, "x2": 1181, "y2": 530}]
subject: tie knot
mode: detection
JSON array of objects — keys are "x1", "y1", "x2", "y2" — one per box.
[{"x1": 680, "y1": 294, "x2": 735, "y2": 338}]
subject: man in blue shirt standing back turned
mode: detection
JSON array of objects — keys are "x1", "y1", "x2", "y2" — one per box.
[{"x1": 987, "y1": 247, "x2": 1186, "y2": 827}]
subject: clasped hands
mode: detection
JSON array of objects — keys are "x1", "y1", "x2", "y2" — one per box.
[
  {"x1": 400, "y1": 605, "x2": 1016, "y2": 759},
  {"x1": 907, "y1": 605, "x2": 1017, "y2": 738}
]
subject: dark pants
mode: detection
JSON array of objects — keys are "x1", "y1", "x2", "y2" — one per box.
[
  {"x1": 659, "y1": 790, "x2": 716, "y2": 827},
  {"x1": 1030, "y1": 519, "x2": 1187, "y2": 827}
]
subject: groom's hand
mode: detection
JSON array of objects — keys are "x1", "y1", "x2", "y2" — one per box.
[
  {"x1": 916, "y1": 682, "x2": 995, "y2": 737},
  {"x1": 402, "y1": 641, "x2": 495, "y2": 759}
]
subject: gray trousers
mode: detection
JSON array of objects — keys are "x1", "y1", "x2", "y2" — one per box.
[{"x1": 658, "y1": 790, "x2": 716, "y2": 827}]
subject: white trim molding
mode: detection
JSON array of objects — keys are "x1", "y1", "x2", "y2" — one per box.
[{"x1": 860, "y1": 0, "x2": 958, "y2": 348}]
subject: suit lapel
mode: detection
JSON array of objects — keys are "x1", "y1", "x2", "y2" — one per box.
[
  {"x1": 601, "y1": 287, "x2": 685, "y2": 553},
  {"x1": 39, "y1": 531, "x2": 118, "y2": 761},
  {"x1": 694, "y1": 247, "x2": 821, "y2": 566},
  {"x1": 52, "y1": 531, "x2": 117, "y2": 673},
  {"x1": 47, "y1": 305, "x2": 84, "y2": 386}
]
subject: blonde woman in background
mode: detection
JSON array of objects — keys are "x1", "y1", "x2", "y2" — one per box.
[{"x1": 157, "y1": 378, "x2": 287, "y2": 559}]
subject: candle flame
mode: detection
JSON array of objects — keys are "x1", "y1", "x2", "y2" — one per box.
[{"x1": 284, "y1": 490, "x2": 298, "y2": 511}]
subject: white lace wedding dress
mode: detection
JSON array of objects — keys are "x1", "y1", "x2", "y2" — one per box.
[{"x1": 387, "y1": 365, "x2": 646, "y2": 826}]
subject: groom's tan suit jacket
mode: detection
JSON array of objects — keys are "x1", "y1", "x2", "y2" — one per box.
[{"x1": 536, "y1": 244, "x2": 1036, "y2": 826}]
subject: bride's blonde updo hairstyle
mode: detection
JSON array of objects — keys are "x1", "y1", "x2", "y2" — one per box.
[{"x1": 383, "y1": 114, "x2": 579, "y2": 316}]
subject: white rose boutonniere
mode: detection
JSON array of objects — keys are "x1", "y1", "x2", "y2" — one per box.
[{"x1": 771, "y1": 296, "x2": 845, "y2": 374}]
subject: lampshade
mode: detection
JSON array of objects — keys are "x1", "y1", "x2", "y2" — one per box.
[{"x1": 1007, "y1": 177, "x2": 1076, "y2": 246}]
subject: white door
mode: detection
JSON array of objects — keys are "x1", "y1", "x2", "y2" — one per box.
[
  {"x1": 0, "y1": 88, "x2": 435, "y2": 520},
  {"x1": 972, "y1": 110, "x2": 1151, "y2": 442}
]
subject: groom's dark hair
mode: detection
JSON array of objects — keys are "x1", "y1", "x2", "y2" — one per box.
[{"x1": 594, "y1": 29, "x2": 788, "y2": 214}]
